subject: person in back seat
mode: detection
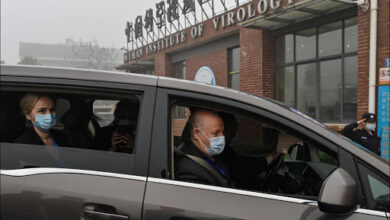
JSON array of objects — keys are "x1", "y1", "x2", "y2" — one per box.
[
  {"x1": 61, "y1": 100, "x2": 94, "y2": 148},
  {"x1": 92, "y1": 100, "x2": 139, "y2": 153},
  {"x1": 14, "y1": 93, "x2": 70, "y2": 147}
]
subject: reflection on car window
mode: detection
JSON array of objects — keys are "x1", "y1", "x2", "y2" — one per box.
[
  {"x1": 93, "y1": 100, "x2": 118, "y2": 127},
  {"x1": 368, "y1": 174, "x2": 389, "y2": 201},
  {"x1": 0, "y1": 87, "x2": 142, "y2": 175},
  {"x1": 171, "y1": 103, "x2": 338, "y2": 199}
]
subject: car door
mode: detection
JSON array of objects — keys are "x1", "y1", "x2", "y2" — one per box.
[
  {"x1": 143, "y1": 87, "x2": 387, "y2": 220},
  {"x1": 0, "y1": 73, "x2": 156, "y2": 220}
]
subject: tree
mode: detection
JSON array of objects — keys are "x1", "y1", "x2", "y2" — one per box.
[
  {"x1": 18, "y1": 56, "x2": 39, "y2": 65},
  {"x1": 66, "y1": 40, "x2": 119, "y2": 71}
]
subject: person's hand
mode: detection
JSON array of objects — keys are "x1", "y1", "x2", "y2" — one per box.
[
  {"x1": 121, "y1": 133, "x2": 135, "y2": 149},
  {"x1": 265, "y1": 147, "x2": 288, "y2": 165},
  {"x1": 357, "y1": 118, "x2": 366, "y2": 130},
  {"x1": 357, "y1": 118, "x2": 366, "y2": 125},
  {"x1": 109, "y1": 131, "x2": 134, "y2": 152},
  {"x1": 110, "y1": 131, "x2": 124, "y2": 151}
]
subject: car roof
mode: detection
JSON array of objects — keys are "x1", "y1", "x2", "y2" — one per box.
[
  {"x1": 1, "y1": 65, "x2": 389, "y2": 175},
  {"x1": 0, "y1": 64, "x2": 159, "y2": 86}
]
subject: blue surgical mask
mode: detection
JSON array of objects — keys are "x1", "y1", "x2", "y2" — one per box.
[
  {"x1": 365, "y1": 123, "x2": 376, "y2": 131},
  {"x1": 198, "y1": 130, "x2": 225, "y2": 156},
  {"x1": 34, "y1": 113, "x2": 56, "y2": 132}
]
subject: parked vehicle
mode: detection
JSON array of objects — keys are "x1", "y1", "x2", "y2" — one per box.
[{"x1": 1, "y1": 65, "x2": 389, "y2": 220}]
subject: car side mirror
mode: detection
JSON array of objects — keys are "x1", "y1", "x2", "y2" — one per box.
[{"x1": 318, "y1": 168, "x2": 359, "y2": 215}]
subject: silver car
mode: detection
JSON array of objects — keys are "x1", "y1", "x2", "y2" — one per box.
[{"x1": 1, "y1": 65, "x2": 389, "y2": 220}]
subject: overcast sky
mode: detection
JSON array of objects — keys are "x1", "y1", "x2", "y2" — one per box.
[
  {"x1": 1, "y1": 0, "x2": 156, "y2": 64},
  {"x1": 1, "y1": 0, "x2": 242, "y2": 64}
]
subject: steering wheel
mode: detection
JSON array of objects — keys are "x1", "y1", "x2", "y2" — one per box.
[{"x1": 261, "y1": 153, "x2": 284, "y2": 190}]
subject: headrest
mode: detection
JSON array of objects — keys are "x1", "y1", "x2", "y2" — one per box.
[{"x1": 61, "y1": 101, "x2": 92, "y2": 128}]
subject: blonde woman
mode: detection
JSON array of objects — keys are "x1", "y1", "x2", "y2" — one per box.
[{"x1": 14, "y1": 93, "x2": 69, "y2": 147}]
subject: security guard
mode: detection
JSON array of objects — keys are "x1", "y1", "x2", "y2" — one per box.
[{"x1": 341, "y1": 113, "x2": 381, "y2": 155}]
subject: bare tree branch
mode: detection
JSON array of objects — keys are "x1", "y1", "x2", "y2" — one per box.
[{"x1": 65, "y1": 40, "x2": 119, "y2": 70}]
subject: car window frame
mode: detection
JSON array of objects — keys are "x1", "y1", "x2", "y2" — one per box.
[
  {"x1": 149, "y1": 88, "x2": 346, "y2": 197},
  {"x1": 0, "y1": 75, "x2": 156, "y2": 177}
]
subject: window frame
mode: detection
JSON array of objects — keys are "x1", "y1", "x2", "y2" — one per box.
[
  {"x1": 0, "y1": 75, "x2": 156, "y2": 177},
  {"x1": 274, "y1": 16, "x2": 358, "y2": 123},
  {"x1": 173, "y1": 61, "x2": 187, "y2": 119}
]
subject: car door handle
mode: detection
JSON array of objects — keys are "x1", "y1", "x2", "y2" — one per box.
[
  {"x1": 83, "y1": 210, "x2": 129, "y2": 220},
  {"x1": 82, "y1": 204, "x2": 129, "y2": 220}
]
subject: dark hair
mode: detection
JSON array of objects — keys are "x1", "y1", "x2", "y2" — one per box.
[{"x1": 112, "y1": 99, "x2": 140, "y2": 126}]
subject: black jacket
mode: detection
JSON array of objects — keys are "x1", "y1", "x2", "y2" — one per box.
[
  {"x1": 92, "y1": 125, "x2": 115, "y2": 151},
  {"x1": 175, "y1": 141, "x2": 231, "y2": 187},
  {"x1": 341, "y1": 122, "x2": 381, "y2": 155},
  {"x1": 175, "y1": 141, "x2": 270, "y2": 189},
  {"x1": 92, "y1": 125, "x2": 134, "y2": 153},
  {"x1": 14, "y1": 127, "x2": 70, "y2": 147}
]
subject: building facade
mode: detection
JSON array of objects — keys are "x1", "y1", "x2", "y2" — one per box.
[
  {"x1": 121, "y1": 0, "x2": 389, "y2": 131},
  {"x1": 19, "y1": 39, "x2": 123, "y2": 70}
]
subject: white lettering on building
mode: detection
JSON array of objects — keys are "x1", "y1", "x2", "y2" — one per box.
[{"x1": 129, "y1": 0, "x2": 294, "y2": 61}]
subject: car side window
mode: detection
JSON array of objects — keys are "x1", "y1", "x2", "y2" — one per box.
[
  {"x1": 0, "y1": 87, "x2": 143, "y2": 175},
  {"x1": 171, "y1": 102, "x2": 338, "y2": 199},
  {"x1": 357, "y1": 161, "x2": 390, "y2": 211}
]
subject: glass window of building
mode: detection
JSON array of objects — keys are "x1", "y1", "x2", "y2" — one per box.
[
  {"x1": 276, "y1": 34, "x2": 294, "y2": 65},
  {"x1": 296, "y1": 28, "x2": 316, "y2": 61},
  {"x1": 344, "y1": 17, "x2": 358, "y2": 53},
  {"x1": 228, "y1": 47, "x2": 240, "y2": 91},
  {"x1": 276, "y1": 66, "x2": 295, "y2": 107},
  {"x1": 343, "y1": 55, "x2": 358, "y2": 122},
  {"x1": 297, "y1": 63, "x2": 317, "y2": 119},
  {"x1": 275, "y1": 17, "x2": 358, "y2": 123},
  {"x1": 173, "y1": 61, "x2": 186, "y2": 119},
  {"x1": 173, "y1": 61, "x2": 186, "y2": 79},
  {"x1": 320, "y1": 59, "x2": 342, "y2": 122},
  {"x1": 319, "y1": 21, "x2": 342, "y2": 57}
]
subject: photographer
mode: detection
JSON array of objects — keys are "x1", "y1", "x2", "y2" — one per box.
[{"x1": 93, "y1": 100, "x2": 139, "y2": 153}]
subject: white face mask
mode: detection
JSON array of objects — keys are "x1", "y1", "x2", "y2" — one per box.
[{"x1": 365, "y1": 123, "x2": 376, "y2": 131}]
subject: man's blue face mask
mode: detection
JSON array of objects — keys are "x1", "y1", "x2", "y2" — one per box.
[
  {"x1": 34, "y1": 113, "x2": 57, "y2": 132},
  {"x1": 197, "y1": 130, "x2": 225, "y2": 156}
]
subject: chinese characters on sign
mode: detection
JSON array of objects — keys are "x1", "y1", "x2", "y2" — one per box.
[
  {"x1": 378, "y1": 67, "x2": 390, "y2": 161},
  {"x1": 124, "y1": 0, "x2": 295, "y2": 62}
]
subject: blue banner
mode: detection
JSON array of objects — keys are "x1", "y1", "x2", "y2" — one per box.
[{"x1": 377, "y1": 85, "x2": 390, "y2": 161}]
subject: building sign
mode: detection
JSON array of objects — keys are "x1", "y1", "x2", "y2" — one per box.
[
  {"x1": 124, "y1": 0, "x2": 295, "y2": 62},
  {"x1": 194, "y1": 66, "x2": 216, "y2": 85},
  {"x1": 378, "y1": 67, "x2": 390, "y2": 161},
  {"x1": 377, "y1": 86, "x2": 390, "y2": 161},
  {"x1": 379, "y1": 68, "x2": 390, "y2": 85}
]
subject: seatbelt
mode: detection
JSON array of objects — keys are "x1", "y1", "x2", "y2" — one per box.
[{"x1": 175, "y1": 148, "x2": 228, "y2": 187}]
